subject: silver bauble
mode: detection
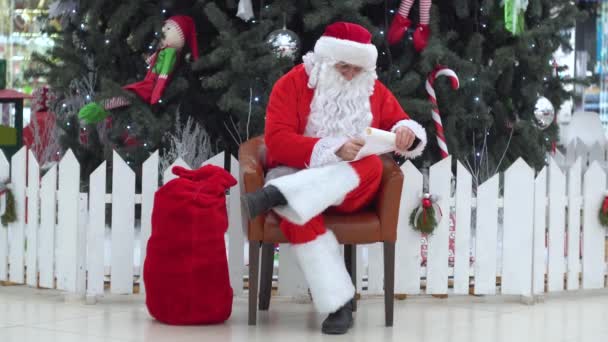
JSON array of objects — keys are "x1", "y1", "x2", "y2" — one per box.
[
  {"x1": 266, "y1": 28, "x2": 300, "y2": 60},
  {"x1": 534, "y1": 96, "x2": 555, "y2": 130}
]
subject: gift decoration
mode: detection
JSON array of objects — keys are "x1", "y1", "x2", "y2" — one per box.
[
  {"x1": 387, "y1": 0, "x2": 432, "y2": 51},
  {"x1": 409, "y1": 193, "x2": 442, "y2": 234},
  {"x1": 0, "y1": 181, "x2": 16, "y2": 226},
  {"x1": 599, "y1": 192, "x2": 608, "y2": 228},
  {"x1": 503, "y1": 0, "x2": 528, "y2": 35}
]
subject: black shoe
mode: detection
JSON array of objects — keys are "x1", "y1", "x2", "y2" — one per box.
[
  {"x1": 241, "y1": 185, "x2": 287, "y2": 219},
  {"x1": 321, "y1": 303, "x2": 354, "y2": 335}
]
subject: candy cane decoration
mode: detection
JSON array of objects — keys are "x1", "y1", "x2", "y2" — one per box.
[
  {"x1": 421, "y1": 66, "x2": 460, "y2": 271},
  {"x1": 425, "y1": 66, "x2": 460, "y2": 159}
]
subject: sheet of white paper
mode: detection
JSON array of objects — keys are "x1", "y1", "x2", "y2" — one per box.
[{"x1": 354, "y1": 127, "x2": 396, "y2": 161}]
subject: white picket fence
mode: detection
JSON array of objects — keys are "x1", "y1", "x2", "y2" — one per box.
[
  {"x1": 0, "y1": 147, "x2": 245, "y2": 299},
  {"x1": 1, "y1": 147, "x2": 607, "y2": 300},
  {"x1": 557, "y1": 139, "x2": 608, "y2": 173}
]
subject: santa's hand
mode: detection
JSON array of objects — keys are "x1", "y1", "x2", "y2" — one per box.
[
  {"x1": 395, "y1": 126, "x2": 416, "y2": 151},
  {"x1": 336, "y1": 138, "x2": 365, "y2": 161}
]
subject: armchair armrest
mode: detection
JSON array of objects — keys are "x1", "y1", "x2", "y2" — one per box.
[
  {"x1": 376, "y1": 154, "x2": 404, "y2": 242},
  {"x1": 238, "y1": 136, "x2": 266, "y2": 241}
]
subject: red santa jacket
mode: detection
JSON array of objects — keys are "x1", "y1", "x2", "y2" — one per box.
[{"x1": 265, "y1": 64, "x2": 423, "y2": 169}]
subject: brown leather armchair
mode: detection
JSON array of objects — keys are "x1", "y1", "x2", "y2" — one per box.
[{"x1": 239, "y1": 136, "x2": 403, "y2": 327}]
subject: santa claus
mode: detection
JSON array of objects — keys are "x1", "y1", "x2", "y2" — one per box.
[{"x1": 242, "y1": 22, "x2": 427, "y2": 334}]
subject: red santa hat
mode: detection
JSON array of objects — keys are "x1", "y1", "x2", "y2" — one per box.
[
  {"x1": 313, "y1": 22, "x2": 378, "y2": 70},
  {"x1": 165, "y1": 15, "x2": 199, "y2": 61}
]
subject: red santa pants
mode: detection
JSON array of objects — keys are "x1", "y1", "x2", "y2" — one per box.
[{"x1": 278, "y1": 155, "x2": 383, "y2": 244}]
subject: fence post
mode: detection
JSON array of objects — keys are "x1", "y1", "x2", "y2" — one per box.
[
  {"x1": 427, "y1": 157, "x2": 452, "y2": 295},
  {"x1": 26, "y1": 150, "x2": 40, "y2": 287}
]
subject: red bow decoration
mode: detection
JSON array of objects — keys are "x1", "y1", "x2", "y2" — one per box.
[
  {"x1": 422, "y1": 197, "x2": 432, "y2": 224},
  {"x1": 602, "y1": 196, "x2": 608, "y2": 216}
]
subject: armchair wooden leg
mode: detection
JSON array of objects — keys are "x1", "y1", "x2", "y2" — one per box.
[
  {"x1": 249, "y1": 240, "x2": 261, "y2": 325},
  {"x1": 344, "y1": 244, "x2": 357, "y2": 312},
  {"x1": 384, "y1": 242, "x2": 395, "y2": 327},
  {"x1": 258, "y1": 243, "x2": 274, "y2": 311}
]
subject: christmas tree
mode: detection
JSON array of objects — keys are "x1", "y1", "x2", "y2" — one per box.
[
  {"x1": 28, "y1": 0, "x2": 220, "y2": 179},
  {"x1": 29, "y1": 0, "x2": 583, "y2": 183}
]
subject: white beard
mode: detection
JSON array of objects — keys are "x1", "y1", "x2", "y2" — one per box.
[{"x1": 302, "y1": 52, "x2": 376, "y2": 139}]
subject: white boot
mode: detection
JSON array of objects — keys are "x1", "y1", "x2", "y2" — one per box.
[{"x1": 292, "y1": 230, "x2": 355, "y2": 313}]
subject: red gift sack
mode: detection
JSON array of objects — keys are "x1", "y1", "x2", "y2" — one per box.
[{"x1": 144, "y1": 165, "x2": 237, "y2": 325}]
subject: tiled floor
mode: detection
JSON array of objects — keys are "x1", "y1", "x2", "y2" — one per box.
[{"x1": 1, "y1": 286, "x2": 608, "y2": 341}]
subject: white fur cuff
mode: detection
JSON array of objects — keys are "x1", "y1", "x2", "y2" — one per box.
[
  {"x1": 266, "y1": 162, "x2": 360, "y2": 225},
  {"x1": 292, "y1": 230, "x2": 355, "y2": 313},
  {"x1": 391, "y1": 119, "x2": 427, "y2": 159},
  {"x1": 309, "y1": 137, "x2": 347, "y2": 168},
  {"x1": 314, "y1": 36, "x2": 378, "y2": 71}
]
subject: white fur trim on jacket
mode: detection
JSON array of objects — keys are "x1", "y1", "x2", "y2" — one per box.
[
  {"x1": 391, "y1": 119, "x2": 427, "y2": 159},
  {"x1": 265, "y1": 162, "x2": 360, "y2": 225},
  {"x1": 308, "y1": 137, "x2": 347, "y2": 168},
  {"x1": 314, "y1": 36, "x2": 378, "y2": 71},
  {"x1": 293, "y1": 230, "x2": 355, "y2": 313}
]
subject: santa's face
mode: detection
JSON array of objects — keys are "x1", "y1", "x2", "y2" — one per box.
[
  {"x1": 334, "y1": 62, "x2": 364, "y2": 81},
  {"x1": 304, "y1": 56, "x2": 376, "y2": 138},
  {"x1": 161, "y1": 21, "x2": 184, "y2": 49}
]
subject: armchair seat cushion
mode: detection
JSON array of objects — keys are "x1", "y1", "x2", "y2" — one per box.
[{"x1": 263, "y1": 210, "x2": 382, "y2": 244}]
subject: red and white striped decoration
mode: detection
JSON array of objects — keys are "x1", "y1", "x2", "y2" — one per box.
[
  {"x1": 425, "y1": 66, "x2": 460, "y2": 159},
  {"x1": 421, "y1": 66, "x2": 460, "y2": 269},
  {"x1": 101, "y1": 97, "x2": 130, "y2": 110}
]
